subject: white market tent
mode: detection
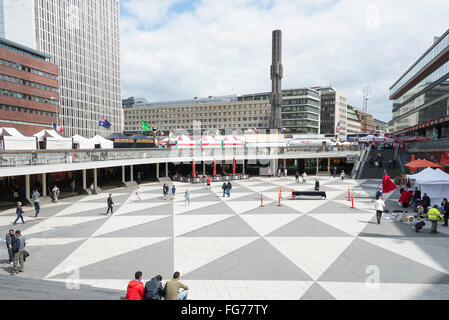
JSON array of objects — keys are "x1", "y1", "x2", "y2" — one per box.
[
  {"x1": 91, "y1": 135, "x2": 114, "y2": 149},
  {"x1": 0, "y1": 127, "x2": 37, "y2": 150},
  {"x1": 73, "y1": 134, "x2": 95, "y2": 149},
  {"x1": 200, "y1": 135, "x2": 221, "y2": 148},
  {"x1": 407, "y1": 168, "x2": 449, "y2": 206},
  {"x1": 359, "y1": 134, "x2": 395, "y2": 143},
  {"x1": 33, "y1": 130, "x2": 72, "y2": 150}
]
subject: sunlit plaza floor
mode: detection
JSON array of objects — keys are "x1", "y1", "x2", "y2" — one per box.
[{"x1": 1, "y1": 176, "x2": 449, "y2": 300}]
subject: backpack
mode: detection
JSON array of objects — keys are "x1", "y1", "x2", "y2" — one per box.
[{"x1": 415, "y1": 221, "x2": 425, "y2": 232}]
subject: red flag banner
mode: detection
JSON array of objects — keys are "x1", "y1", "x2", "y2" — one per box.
[{"x1": 382, "y1": 175, "x2": 397, "y2": 194}]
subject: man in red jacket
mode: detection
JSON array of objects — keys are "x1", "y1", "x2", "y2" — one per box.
[{"x1": 125, "y1": 271, "x2": 145, "y2": 300}]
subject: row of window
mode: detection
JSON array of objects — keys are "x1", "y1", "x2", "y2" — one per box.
[
  {"x1": 0, "y1": 104, "x2": 56, "y2": 117},
  {"x1": 282, "y1": 98, "x2": 320, "y2": 106},
  {"x1": 0, "y1": 58, "x2": 58, "y2": 80},
  {"x1": 281, "y1": 113, "x2": 319, "y2": 120},
  {"x1": 0, "y1": 88, "x2": 59, "y2": 105},
  {"x1": 282, "y1": 106, "x2": 319, "y2": 113},
  {"x1": 0, "y1": 72, "x2": 59, "y2": 93}
]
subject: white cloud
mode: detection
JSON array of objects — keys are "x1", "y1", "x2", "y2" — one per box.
[{"x1": 120, "y1": 0, "x2": 449, "y2": 122}]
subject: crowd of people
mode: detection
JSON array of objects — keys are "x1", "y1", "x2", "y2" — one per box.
[{"x1": 125, "y1": 271, "x2": 189, "y2": 301}]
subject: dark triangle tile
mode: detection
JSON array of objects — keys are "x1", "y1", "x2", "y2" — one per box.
[
  {"x1": 183, "y1": 238, "x2": 313, "y2": 281},
  {"x1": 318, "y1": 238, "x2": 449, "y2": 284},
  {"x1": 300, "y1": 282, "x2": 336, "y2": 300},
  {"x1": 267, "y1": 215, "x2": 351, "y2": 237},
  {"x1": 180, "y1": 215, "x2": 258, "y2": 237},
  {"x1": 17, "y1": 239, "x2": 87, "y2": 279},
  {"x1": 117, "y1": 203, "x2": 174, "y2": 216},
  {"x1": 51, "y1": 238, "x2": 174, "y2": 280},
  {"x1": 97, "y1": 216, "x2": 173, "y2": 237},
  {"x1": 26, "y1": 217, "x2": 108, "y2": 238},
  {"x1": 178, "y1": 202, "x2": 235, "y2": 215}
]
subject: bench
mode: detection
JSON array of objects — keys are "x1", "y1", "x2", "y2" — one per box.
[{"x1": 292, "y1": 191, "x2": 327, "y2": 198}]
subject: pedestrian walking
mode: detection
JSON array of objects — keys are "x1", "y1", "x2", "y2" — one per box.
[
  {"x1": 171, "y1": 184, "x2": 176, "y2": 200},
  {"x1": 295, "y1": 171, "x2": 299, "y2": 183},
  {"x1": 165, "y1": 184, "x2": 169, "y2": 200},
  {"x1": 375, "y1": 196, "x2": 386, "y2": 224},
  {"x1": 184, "y1": 189, "x2": 190, "y2": 207},
  {"x1": 428, "y1": 205, "x2": 444, "y2": 234},
  {"x1": 13, "y1": 202, "x2": 25, "y2": 225},
  {"x1": 314, "y1": 179, "x2": 320, "y2": 191},
  {"x1": 221, "y1": 182, "x2": 227, "y2": 197},
  {"x1": 206, "y1": 177, "x2": 211, "y2": 189},
  {"x1": 137, "y1": 172, "x2": 142, "y2": 185},
  {"x1": 333, "y1": 167, "x2": 337, "y2": 179},
  {"x1": 12, "y1": 230, "x2": 25, "y2": 275},
  {"x1": 125, "y1": 271, "x2": 145, "y2": 300},
  {"x1": 226, "y1": 181, "x2": 232, "y2": 198},
  {"x1": 163, "y1": 183, "x2": 167, "y2": 198},
  {"x1": 302, "y1": 172, "x2": 307, "y2": 183},
  {"x1": 71, "y1": 180, "x2": 76, "y2": 195},
  {"x1": 5, "y1": 229, "x2": 16, "y2": 265},
  {"x1": 89, "y1": 183, "x2": 97, "y2": 195},
  {"x1": 106, "y1": 193, "x2": 114, "y2": 216},
  {"x1": 341, "y1": 170, "x2": 345, "y2": 181},
  {"x1": 442, "y1": 198, "x2": 449, "y2": 227},
  {"x1": 52, "y1": 185, "x2": 60, "y2": 202},
  {"x1": 135, "y1": 186, "x2": 142, "y2": 201},
  {"x1": 31, "y1": 189, "x2": 40, "y2": 218},
  {"x1": 284, "y1": 168, "x2": 288, "y2": 177},
  {"x1": 164, "y1": 271, "x2": 189, "y2": 301}
]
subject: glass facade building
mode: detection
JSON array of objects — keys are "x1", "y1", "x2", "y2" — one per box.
[{"x1": 390, "y1": 29, "x2": 449, "y2": 135}]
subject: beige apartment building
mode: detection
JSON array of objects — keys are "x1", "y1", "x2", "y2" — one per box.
[{"x1": 123, "y1": 96, "x2": 271, "y2": 133}]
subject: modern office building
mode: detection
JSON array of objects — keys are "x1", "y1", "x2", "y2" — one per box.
[
  {"x1": 239, "y1": 88, "x2": 320, "y2": 134},
  {"x1": 0, "y1": 0, "x2": 122, "y2": 137},
  {"x1": 389, "y1": 28, "x2": 449, "y2": 138},
  {"x1": 315, "y1": 87, "x2": 347, "y2": 139},
  {"x1": 374, "y1": 119, "x2": 389, "y2": 134},
  {"x1": 355, "y1": 108, "x2": 376, "y2": 134},
  {"x1": 346, "y1": 105, "x2": 361, "y2": 135},
  {"x1": 0, "y1": 37, "x2": 59, "y2": 135},
  {"x1": 123, "y1": 88, "x2": 320, "y2": 135}
]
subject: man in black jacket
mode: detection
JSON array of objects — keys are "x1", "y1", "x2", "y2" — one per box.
[
  {"x1": 314, "y1": 179, "x2": 320, "y2": 191},
  {"x1": 106, "y1": 194, "x2": 114, "y2": 216},
  {"x1": 422, "y1": 193, "x2": 431, "y2": 213},
  {"x1": 5, "y1": 229, "x2": 15, "y2": 264},
  {"x1": 145, "y1": 275, "x2": 164, "y2": 300}
]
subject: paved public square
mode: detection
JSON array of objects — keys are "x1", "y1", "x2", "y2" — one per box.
[{"x1": 1, "y1": 176, "x2": 449, "y2": 300}]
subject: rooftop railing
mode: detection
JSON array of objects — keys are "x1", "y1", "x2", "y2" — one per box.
[{"x1": 0, "y1": 146, "x2": 360, "y2": 168}]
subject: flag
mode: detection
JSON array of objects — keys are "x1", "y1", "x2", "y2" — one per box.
[
  {"x1": 281, "y1": 127, "x2": 286, "y2": 133},
  {"x1": 214, "y1": 129, "x2": 221, "y2": 136},
  {"x1": 52, "y1": 122, "x2": 63, "y2": 134},
  {"x1": 336, "y1": 121, "x2": 341, "y2": 134},
  {"x1": 99, "y1": 117, "x2": 111, "y2": 129},
  {"x1": 247, "y1": 128, "x2": 253, "y2": 134},
  {"x1": 382, "y1": 176, "x2": 397, "y2": 194},
  {"x1": 169, "y1": 130, "x2": 174, "y2": 137},
  {"x1": 141, "y1": 120, "x2": 150, "y2": 131},
  {"x1": 254, "y1": 128, "x2": 259, "y2": 134}
]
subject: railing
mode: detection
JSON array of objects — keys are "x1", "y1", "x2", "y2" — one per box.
[
  {"x1": 356, "y1": 146, "x2": 371, "y2": 179},
  {"x1": 0, "y1": 146, "x2": 360, "y2": 168},
  {"x1": 406, "y1": 137, "x2": 449, "y2": 151}
]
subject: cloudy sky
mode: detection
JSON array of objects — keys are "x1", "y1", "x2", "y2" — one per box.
[{"x1": 120, "y1": 0, "x2": 449, "y2": 122}]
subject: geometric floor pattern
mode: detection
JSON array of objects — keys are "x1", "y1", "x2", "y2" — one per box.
[{"x1": 1, "y1": 176, "x2": 449, "y2": 299}]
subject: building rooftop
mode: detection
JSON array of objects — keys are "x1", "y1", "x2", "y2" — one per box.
[{"x1": 0, "y1": 37, "x2": 51, "y2": 60}]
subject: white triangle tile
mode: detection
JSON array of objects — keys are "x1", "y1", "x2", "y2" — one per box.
[
  {"x1": 266, "y1": 237, "x2": 355, "y2": 280},
  {"x1": 281, "y1": 199, "x2": 325, "y2": 214},
  {"x1": 224, "y1": 200, "x2": 273, "y2": 214},
  {"x1": 174, "y1": 237, "x2": 258, "y2": 275},
  {"x1": 235, "y1": 180, "x2": 270, "y2": 187},
  {"x1": 334, "y1": 199, "x2": 376, "y2": 211},
  {"x1": 115, "y1": 201, "x2": 169, "y2": 216},
  {"x1": 26, "y1": 238, "x2": 86, "y2": 246},
  {"x1": 361, "y1": 237, "x2": 449, "y2": 275},
  {"x1": 0, "y1": 216, "x2": 19, "y2": 226},
  {"x1": 247, "y1": 186, "x2": 280, "y2": 193},
  {"x1": 173, "y1": 202, "x2": 218, "y2": 215},
  {"x1": 218, "y1": 192, "x2": 257, "y2": 201},
  {"x1": 174, "y1": 215, "x2": 231, "y2": 236},
  {"x1": 173, "y1": 192, "x2": 214, "y2": 202},
  {"x1": 77, "y1": 193, "x2": 127, "y2": 203},
  {"x1": 92, "y1": 215, "x2": 169, "y2": 237},
  {"x1": 55, "y1": 202, "x2": 107, "y2": 217},
  {"x1": 45, "y1": 237, "x2": 169, "y2": 279},
  {"x1": 23, "y1": 216, "x2": 106, "y2": 236},
  {"x1": 48, "y1": 279, "x2": 130, "y2": 292},
  {"x1": 240, "y1": 214, "x2": 302, "y2": 236},
  {"x1": 317, "y1": 282, "x2": 449, "y2": 300},
  {"x1": 309, "y1": 213, "x2": 375, "y2": 236},
  {"x1": 126, "y1": 192, "x2": 164, "y2": 202}
]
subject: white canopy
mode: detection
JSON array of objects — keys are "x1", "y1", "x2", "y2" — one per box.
[
  {"x1": 0, "y1": 127, "x2": 37, "y2": 150},
  {"x1": 73, "y1": 134, "x2": 95, "y2": 149},
  {"x1": 91, "y1": 135, "x2": 114, "y2": 149},
  {"x1": 358, "y1": 134, "x2": 394, "y2": 143},
  {"x1": 33, "y1": 130, "x2": 72, "y2": 150},
  {"x1": 407, "y1": 168, "x2": 449, "y2": 206}
]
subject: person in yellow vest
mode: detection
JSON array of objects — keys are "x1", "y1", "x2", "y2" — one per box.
[{"x1": 427, "y1": 205, "x2": 444, "y2": 234}]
